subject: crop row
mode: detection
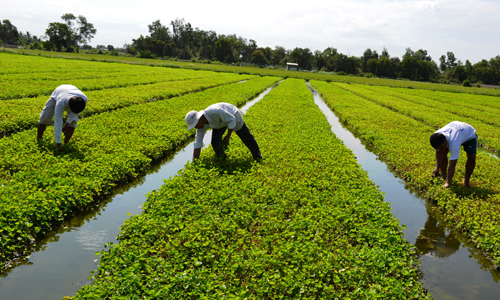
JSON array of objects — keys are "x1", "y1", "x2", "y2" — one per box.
[
  {"x1": 0, "y1": 76, "x2": 281, "y2": 264},
  {"x1": 360, "y1": 85, "x2": 500, "y2": 128},
  {"x1": 0, "y1": 52, "x2": 179, "y2": 75},
  {"x1": 0, "y1": 73, "x2": 256, "y2": 137},
  {"x1": 1, "y1": 54, "x2": 240, "y2": 100},
  {"x1": 333, "y1": 82, "x2": 500, "y2": 153},
  {"x1": 73, "y1": 78, "x2": 429, "y2": 299},
  {"x1": 7, "y1": 49, "x2": 500, "y2": 97},
  {"x1": 310, "y1": 80, "x2": 500, "y2": 266},
  {"x1": 374, "y1": 85, "x2": 500, "y2": 111},
  {"x1": 1, "y1": 70, "x2": 223, "y2": 100}
]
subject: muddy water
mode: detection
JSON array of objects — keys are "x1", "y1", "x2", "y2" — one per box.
[
  {"x1": 307, "y1": 83, "x2": 500, "y2": 299},
  {"x1": 0, "y1": 86, "x2": 275, "y2": 300}
]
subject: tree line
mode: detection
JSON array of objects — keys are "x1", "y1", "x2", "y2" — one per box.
[{"x1": 1, "y1": 17, "x2": 499, "y2": 85}]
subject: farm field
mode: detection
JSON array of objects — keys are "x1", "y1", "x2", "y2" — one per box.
[
  {"x1": 4, "y1": 49, "x2": 500, "y2": 97},
  {"x1": 310, "y1": 80, "x2": 500, "y2": 267},
  {"x1": 73, "y1": 79, "x2": 429, "y2": 299},
  {"x1": 0, "y1": 52, "x2": 281, "y2": 264},
  {"x1": 2, "y1": 52, "x2": 500, "y2": 298}
]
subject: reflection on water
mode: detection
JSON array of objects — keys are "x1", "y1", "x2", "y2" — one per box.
[
  {"x1": 75, "y1": 229, "x2": 110, "y2": 251},
  {"x1": 415, "y1": 214, "x2": 460, "y2": 259}
]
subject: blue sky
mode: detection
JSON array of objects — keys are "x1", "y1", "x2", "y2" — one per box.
[{"x1": 3, "y1": 0, "x2": 500, "y2": 64}]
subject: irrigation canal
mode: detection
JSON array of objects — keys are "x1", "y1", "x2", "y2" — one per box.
[{"x1": 0, "y1": 82, "x2": 499, "y2": 299}]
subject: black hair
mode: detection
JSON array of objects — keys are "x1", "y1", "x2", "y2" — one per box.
[
  {"x1": 430, "y1": 132, "x2": 446, "y2": 149},
  {"x1": 68, "y1": 97, "x2": 86, "y2": 114}
]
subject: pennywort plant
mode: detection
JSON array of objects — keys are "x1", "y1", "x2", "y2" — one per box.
[
  {"x1": 0, "y1": 76, "x2": 281, "y2": 264},
  {"x1": 310, "y1": 80, "x2": 500, "y2": 267},
  {"x1": 73, "y1": 78, "x2": 429, "y2": 299}
]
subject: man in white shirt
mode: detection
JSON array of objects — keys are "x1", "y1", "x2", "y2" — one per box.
[
  {"x1": 185, "y1": 102, "x2": 262, "y2": 161},
  {"x1": 430, "y1": 121, "x2": 477, "y2": 188},
  {"x1": 37, "y1": 85, "x2": 88, "y2": 150}
]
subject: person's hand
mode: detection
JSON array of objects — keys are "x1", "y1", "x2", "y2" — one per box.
[
  {"x1": 56, "y1": 143, "x2": 63, "y2": 151},
  {"x1": 432, "y1": 168, "x2": 439, "y2": 177}
]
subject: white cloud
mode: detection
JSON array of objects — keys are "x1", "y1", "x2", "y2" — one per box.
[
  {"x1": 3, "y1": 0, "x2": 500, "y2": 63},
  {"x1": 414, "y1": 0, "x2": 439, "y2": 11},
  {"x1": 374, "y1": 19, "x2": 390, "y2": 27}
]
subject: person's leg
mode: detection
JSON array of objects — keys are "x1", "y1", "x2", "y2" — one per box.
[
  {"x1": 464, "y1": 153, "x2": 476, "y2": 187},
  {"x1": 235, "y1": 123, "x2": 262, "y2": 159},
  {"x1": 37, "y1": 98, "x2": 56, "y2": 142},
  {"x1": 211, "y1": 127, "x2": 227, "y2": 159},
  {"x1": 462, "y1": 136, "x2": 478, "y2": 187}
]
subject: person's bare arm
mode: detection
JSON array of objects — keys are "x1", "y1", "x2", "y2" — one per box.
[
  {"x1": 444, "y1": 159, "x2": 458, "y2": 188},
  {"x1": 193, "y1": 148, "x2": 201, "y2": 161},
  {"x1": 223, "y1": 129, "x2": 233, "y2": 143}
]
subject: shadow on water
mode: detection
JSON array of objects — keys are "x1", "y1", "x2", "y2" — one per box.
[
  {"x1": 306, "y1": 82, "x2": 500, "y2": 300},
  {"x1": 0, "y1": 84, "x2": 276, "y2": 300}
]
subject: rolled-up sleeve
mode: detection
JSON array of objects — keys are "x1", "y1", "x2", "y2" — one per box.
[
  {"x1": 193, "y1": 127, "x2": 207, "y2": 149},
  {"x1": 67, "y1": 111, "x2": 80, "y2": 127}
]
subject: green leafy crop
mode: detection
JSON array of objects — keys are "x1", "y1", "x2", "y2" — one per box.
[
  {"x1": 73, "y1": 79, "x2": 429, "y2": 299},
  {"x1": 311, "y1": 80, "x2": 500, "y2": 267},
  {"x1": 0, "y1": 76, "x2": 281, "y2": 264}
]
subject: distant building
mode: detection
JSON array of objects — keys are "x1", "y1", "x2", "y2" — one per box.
[{"x1": 286, "y1": 62, "x2": 299, "y2": 71}]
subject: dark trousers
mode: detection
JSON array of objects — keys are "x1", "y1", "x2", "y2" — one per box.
[{"x1": 212, "y1": 123, "x2": 262, "y2": 159}]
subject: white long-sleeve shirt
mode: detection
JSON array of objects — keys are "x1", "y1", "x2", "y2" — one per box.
[
  {"x1": 435, "y1": 121, "x2": 476, "y2": 160},
  {"x1": 51, "y1": 85, "x2": 88, "y2": 143},
  {"x1": 193, "y1": 103, "x2": 244, "y2": 149}
]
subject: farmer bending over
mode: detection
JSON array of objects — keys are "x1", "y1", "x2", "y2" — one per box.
[
  {"x1": 430, "y1": 121, "x2": 477, "y2": 188},
  {"x1": 185, "y1": 102, "x2": 262, "y2": 161},
  {"x1": 37, "y1": 85, "x2": 88, "y2": 150}
]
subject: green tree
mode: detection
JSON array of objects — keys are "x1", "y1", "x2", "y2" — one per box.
[
  {"x1": 322, "y1": 47, "x2": 338, "y2": 71},
  {"x1": 314, "y1": 50, "x2": 326, "y2": 70},
  {"x1": 465, "y1": 60, "x2": 473, "y2": 80},
  {"x1": 215, "y1": 37, "x2": 234, "y2": 63},
  {"x1": 199, "y1": 30, "x2": 217, "y2": 60},
  {"x1": 251, "y1": 49, "x2": 267, "y2": 65},
  {"x1": 60, "y1": 13, "x2": 96, "y2": 47},
  {"x1": 400, "y1": 48, "x2": 437, "y2": 81},
  {"x1": 270, "y1": 45, "x2": 287, "y2": 66},
  {"x1": 45, "y1": 22, "x2": 72, "y2": 51},
  {"x1": 446, "y1": 51, "x2": 457, "y2": 68},
  {"x1": 361, "y1": 48, "x2": 380, "y2": 72},
  {"x1": 381, "y1": 47, "x2": 390, "y2": 58},
  {"x1": 332, "y1": 53, "x2": 359, "y2": 74},
  {"x1": 0, "y1": 19, "x2": 20, "y2": 44},
  {"x1": 439, "y1": 55, "x2": 447, "y2": 73},
  {"x1": 148, "y1": 20, "x2": 171, "y2": 42},
  {"x1": 290, "y1": 47, "x2": 313, "y2": 70}
]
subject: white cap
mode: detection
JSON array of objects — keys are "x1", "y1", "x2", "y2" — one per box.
[{"x1": 185, "y1": 110, "x2": 204, "y2": 130}]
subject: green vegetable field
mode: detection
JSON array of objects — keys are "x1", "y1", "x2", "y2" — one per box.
[
  {"x1": 310, "y1": 80, "x2": 500, "y2": 267},
  {"x1": 2, "y1": 51, "x2": 500, "y2": 298},
  {"x1": 72, "y1": 78, "x2": 429, "y2": 299}
]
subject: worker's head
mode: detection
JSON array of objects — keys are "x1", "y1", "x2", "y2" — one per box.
[
  {"x1": 185, "y1": 110, "x2": 206, "y2": 130},
  {"x1": 430, "y1": 132, "x2": 447, "y2": 151},
  {"x1": 68, "y1": 97, "x2": 86, "y2": 114}
]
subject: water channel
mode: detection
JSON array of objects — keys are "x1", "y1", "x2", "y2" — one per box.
[{"x1": 1, "y1": 82, "x2": 499, "y2": 299}]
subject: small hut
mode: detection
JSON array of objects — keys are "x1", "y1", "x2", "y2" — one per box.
[{"x1": 286, "y1": 63, "x2": 299, "y2": 71}]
